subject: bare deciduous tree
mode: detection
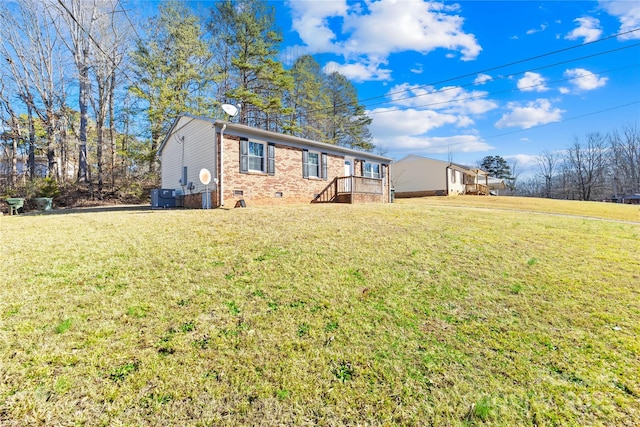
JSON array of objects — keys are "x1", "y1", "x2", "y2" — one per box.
[
  {"x1": 609, "y1": 124, "x2": 640, "y2": 197},
  {"x1": 565, "y1": 132, "x2": 607, "y2": 201},
  {"x1": 536, "y1": 150, "x2": 559, "y2": 199},
  {"x1": 88, "y1": 0, "x2": 130, "y2": 196},
  {"x1": 53, "y1": 0, "x2": 99, "y2": 183},
  {"x1": 1, "y1": 0, "x2": 69, "y2": 181},
  {"x1": 0, "y1": 77, "x2": 23, "y2": 185}
]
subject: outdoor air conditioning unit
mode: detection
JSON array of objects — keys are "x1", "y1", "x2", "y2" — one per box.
[{"x1": 151, "y1": 189, "x2": 177, "y2": 208}]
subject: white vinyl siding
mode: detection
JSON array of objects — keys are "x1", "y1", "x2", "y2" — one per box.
[
  {"x1": 390, "y1": 155, "x2": 465, "y2": 195},
  {"x1": 160, "y1": 117, "x2": 216, "y2": 191}
]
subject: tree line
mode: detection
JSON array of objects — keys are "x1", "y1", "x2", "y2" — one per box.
[
  {"x1": 0, "y1": 0, "x2": 372, "y2": 200},
  {"x1": 483, "y1": 125, "x2": 639, "y2": 201}
]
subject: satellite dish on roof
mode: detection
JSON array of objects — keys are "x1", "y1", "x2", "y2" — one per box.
[
  {"x1": 221, "y1": 103, "x2": 239, "y2": 118},
  {"x1": 199, "y1": 168, "x2": 211, "y2": 185}
]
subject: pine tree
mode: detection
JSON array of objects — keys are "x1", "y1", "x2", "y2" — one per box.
[
  {"x1": 287, "y1": 55, "x2": 330, "y2": 140},
  {"x1": 209, "y1": 0, "x2": 292, "y2": 131},
  {"x1": 480, "y1": 155, "x2": 512, "y2": 179},
  {"x1": 323, "y1": 72, "x2": 373, "y2": 151},
  {"x1": 130, "y1": 1, "x2": 214, "y2": 172}
]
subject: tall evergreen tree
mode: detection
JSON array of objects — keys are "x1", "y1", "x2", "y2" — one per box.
[
  {"x1": 480, "y1": 155, "x2": 512, "y2": 179},
  {"x1": 323, "y1": 72, "x2": 373, "y2": 151},
  {"x1": 209, "y1": 0, "x2": 292, "y2": 131},
  {"x1": 287, "y1": 55, "x2": 329, "y2": 140},
  {"x1": 130, "y1": 1, "x2": 214, "y2": 172}
]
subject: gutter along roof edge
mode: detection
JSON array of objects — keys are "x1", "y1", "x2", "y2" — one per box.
[{"x1": 158, "y1": 114, "x2": 393, "y2": 163}]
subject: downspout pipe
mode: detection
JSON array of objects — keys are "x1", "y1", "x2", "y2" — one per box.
[
  {"x1": 446, "y1": 165, "x2": 450, "y2": 195},
  {"x1": 220, "y1": 123, "x2": 226, "y2": 206}
]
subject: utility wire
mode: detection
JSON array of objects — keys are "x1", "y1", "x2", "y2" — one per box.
[
  {"x1": 358, "y1": 27, "x2": 640, "y2": 105},
  {"x1": 305, "y1": 27, "x2": 640, "y2": 115},
  {"x1": 56, "y1": 0, "x2": 138, "y2": 87},
  {"x1": 413, "y1": 99, "x2": 640, "y2": 151},
  {"x1": 54, "y1": 0, "x2": 640, "y2": 133},
  {"x1": 116, "y1": 0, "x2": 142, "y2": 42},
  {"x1": 56, "y1": 0, "x2": 111, "y2": 62},
  {"x1": 366, "y1": 43, "x2": 640, "y2": 111},
  {"x1": 484, "y1": 99, "x2": 640, "y2": 141},
  {"x1": 367, "y1": 63, "x2": 640, "y2": 115}
]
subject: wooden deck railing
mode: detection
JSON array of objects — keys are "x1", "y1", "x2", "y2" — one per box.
[
  {"x1": 465, "y1": 183, "x2": 489, "y2": 195},
  {"x1": 313, "y1": 176, "x2": 383, "y2": 203}
]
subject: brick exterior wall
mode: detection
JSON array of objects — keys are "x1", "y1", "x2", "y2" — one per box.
[
  {"x1": 219, "y1": 134, "x2": 346, "y2": 207},
  {"x1": 183, "y1": 191, "x2": 216, "y2": 209}
]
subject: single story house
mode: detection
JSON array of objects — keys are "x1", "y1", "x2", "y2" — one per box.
[
  {"x1": 390, "y1": 154, "x2": 497, "y2": 197},
  {"x1": 157, "y1": 114, "x2": 393, "y2": 207},
  {"x1": 617, "y1": 194, "x2": 640, "y2": 205}
]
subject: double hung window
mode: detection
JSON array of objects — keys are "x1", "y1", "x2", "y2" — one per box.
[
  {"x1": 303, "y1": 150, "x2": 328, "y2": 180},
  {"x1": 363, "y1": 162, "x2": 381, "y2": 179},
  {"x1": 307, "y1": 152, "x2": 320, "y2": 178},
  {"x1": 240, "y1": 139, "x2": 275, "y2": 175},
  {"x1": 248, "y1": 142, "x2": 265, "y2": 172}
]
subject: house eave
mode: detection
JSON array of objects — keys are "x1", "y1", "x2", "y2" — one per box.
[{"x1": 157, "y1": 114, "x2": 393, "y2": 163}]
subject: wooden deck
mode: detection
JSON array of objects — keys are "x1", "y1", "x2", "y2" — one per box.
[
  {"x1": 465, "y1": 183, "x2": 489, "y2": 195},
  {"x1": 313, "y1": 176, "x2": 384, "y2": 203}
]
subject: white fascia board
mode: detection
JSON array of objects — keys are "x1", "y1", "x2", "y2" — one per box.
[{"x1": 160, "y1": 114, "x2": 393, "y2": 163}]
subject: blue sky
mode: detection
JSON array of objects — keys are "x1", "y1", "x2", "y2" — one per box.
[
  {"x1": 268, "y1": 0, "x2": 640, "y2": 174},
  {"x1": 172, "y1": 1, "x2": 639, "y2": 174}
]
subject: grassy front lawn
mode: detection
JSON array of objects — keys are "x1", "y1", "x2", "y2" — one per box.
[{"x1": 1, "y1": 198, "x2": 639, "y2": 425}]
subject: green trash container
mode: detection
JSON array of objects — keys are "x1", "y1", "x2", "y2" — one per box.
[
  {"x1": 6, "y1": 198, "x2": 25, "y2": 215},
  {"x1": 35, "y1": 197, "x2": 53, "y2": 211},
  {"x1": 390, "y1": 188, "x2": 395, "y2": 203}
]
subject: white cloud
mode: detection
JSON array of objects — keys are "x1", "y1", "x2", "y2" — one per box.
[
  {"x1": 366, "y1": 82, "x2": 499, "y2": 155},
  {"x1": 564, "y1": 68, "x2": 608, "y2": 91},
  {"x1": 517, "y1": 72, "x2": 549, "y2": 92},
  {"x1": 385, "y1": 83, "x2": 498, "y2": 115},
  {"x1": 368, "y1": 107, "x2": 460, "y2": 139},
  {"x1": 559, "y1": 86, "x2": 571, "y2": 94},
  {"x1": 342, "y1": 0, "x2": 481, "y2": 60},
  {"x1": 323, "y1": 60, "x2": 392, "y2": 82},
  {"x1": 287, "y1": 0, "x2": 348, "y2": 52},
  {"x1": 526, "y1": 24, "x2": 548, "y2": 35},
  {"x1": 286, "y1": 0, "x2": 481, "y2": 82},
  {"x1": 410, "y1": 64, "x2": 424, "y2": 74},
  {"x1": 474, "y1": 73, "x2": 492, "y2": 85},
  {"x1": 599, "y1": 0, "x2": 640, "y2": 40},
  {"x1": 565, "y1": 16, "x2": 602, "y2": 43},
  {"x1": 495, "y1": 99, "x2": 564, "y2": 129},
  {"x1": 388, "y1": 134, "x2": 494, "y2": 154},
  {"x1": 506, "y1": 154, "x2": 539, "y2": 168},
  {"x1": 371, "y1": 123, "x2": 493, "y2": 154}
]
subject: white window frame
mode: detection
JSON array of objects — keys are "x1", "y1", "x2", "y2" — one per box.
[
  {"x1": 248, "y1": 141, "x2": 266, "y2": 173},
  {"x1": 363, "y1": 162, "x2": 380, "y2": 179},
  {"x1": 307, "y1": 151, "x2": 320, "y2": 178}
]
